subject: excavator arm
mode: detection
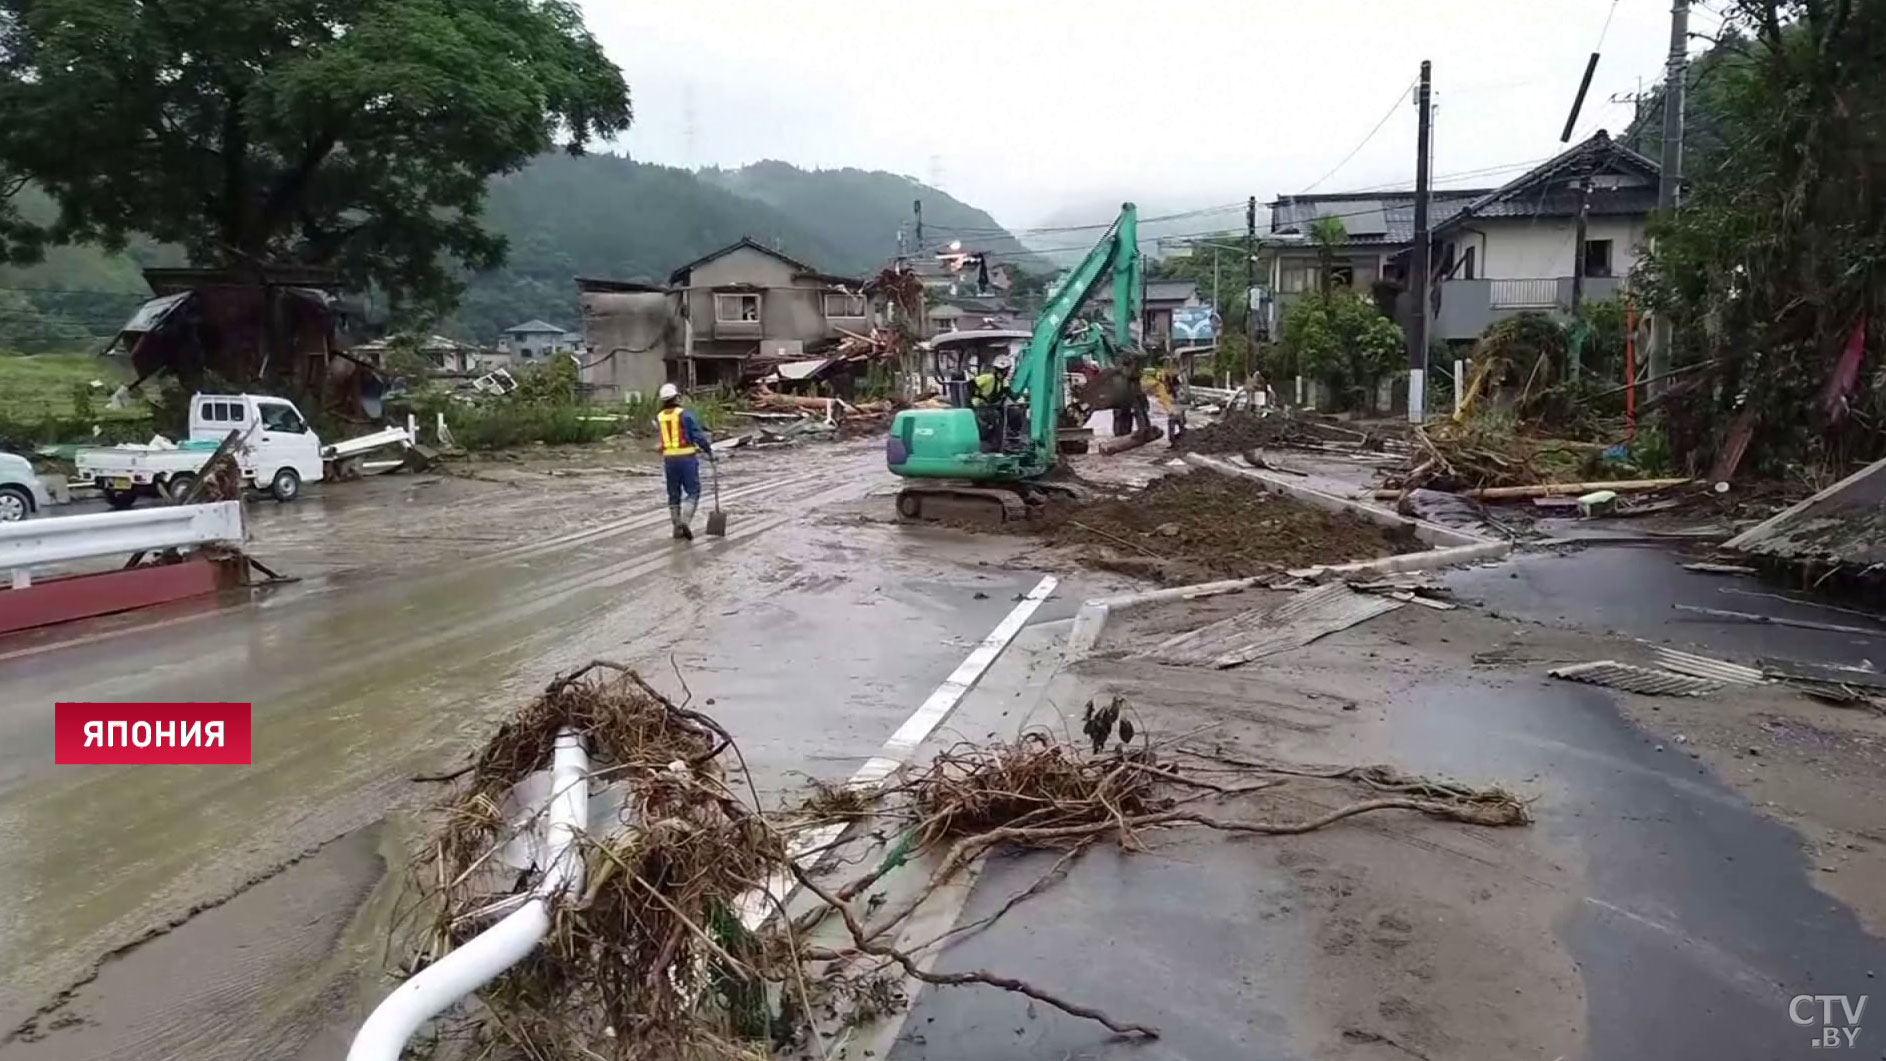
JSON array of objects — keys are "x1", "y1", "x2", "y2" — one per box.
[{"x1": 1009, "y1": 203, "x2": 1141, "y2": 466}]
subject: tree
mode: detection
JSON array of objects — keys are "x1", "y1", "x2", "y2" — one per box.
[
  {"x1": 1636, "y1": 0, "x2": 1886, "y2": 472},
  {"x1": 0, "y1": 0, "x2": 631, "y2": 316},
  {"x1": 1309, "y1": 216, "x2": 1348, "y2": 298},
  {"x1": 1278, "y1": 292, "x2": 1403, "y2": 407}
]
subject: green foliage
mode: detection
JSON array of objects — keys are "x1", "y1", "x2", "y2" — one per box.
[
  {"x1": 440, "y1": 402, "x2": 612, "y2": 450},
  {"x1": 0, "y1": 0, "x2": 631, "y2": 317},
  {"x1": 379, "y1": 336, "x2": 438, "y2": 384},
  {"x1": 0, "y1": 352, "x2": 139, "y2": 417},
  {"x1": 513, "y1": 355, "x2": 582, "y2": 405},
  {"x1": 1278, "y1": 293, "x2": 1404, "y2": 405},
  {"x1": 1211, "y1": 331, "x2": 1253, "y2": 383},
  {"x1": 1476, "y1": 312, "x2": 1569, "y2": 374},
  {"x1": 1573, "y1": 297, "x2": 1628, "y2": 381},
  {"x1": 1146, "y1": 242, "x2": 1249, "y2": 332},
  {"x1": 1635, "y1": 0, "x2": 1886, "y2": 471}
]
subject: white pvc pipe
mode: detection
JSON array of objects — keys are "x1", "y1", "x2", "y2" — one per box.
[{"x1": 348, "y1": 730, "x2": 588, "y2": 1061}]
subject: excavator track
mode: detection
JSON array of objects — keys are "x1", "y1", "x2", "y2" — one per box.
[{"x1": 895, "y1": 483, "x2": 1032, "y2": 525}]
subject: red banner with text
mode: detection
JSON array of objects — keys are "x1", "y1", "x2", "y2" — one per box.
[{"x1": 54, "y1": 703, "x2": 252, "y2": 765}]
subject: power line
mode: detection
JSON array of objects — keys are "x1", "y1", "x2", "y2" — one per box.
[
  {"x1": 923, "y1": 201, "x2": 1249, "y2": 239},
  {"x1": 1302, "y1": 80, "x2": 1415, "y2": 193}
]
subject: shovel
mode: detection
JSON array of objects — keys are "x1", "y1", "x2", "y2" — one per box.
[{"x1": 704, "y1": 454, "x2": 727, "y2": 536}]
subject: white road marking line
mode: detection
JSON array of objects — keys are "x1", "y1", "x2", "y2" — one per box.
[{"x1": 737, "y1": 573, "x2": 1059, "y2": 929}]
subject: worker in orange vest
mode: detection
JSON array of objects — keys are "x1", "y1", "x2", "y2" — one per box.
[{"x1": 655, "y1": 382, "x2": 714, "y2": 540}]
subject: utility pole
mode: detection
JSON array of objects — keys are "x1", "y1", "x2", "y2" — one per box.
[
  {"x1": 1569, "y1": 159, "x2": 1593, "y2": 380},
  {"x1": 1649, "y1": 0, "x2": 1688, "y2": 396},
  {"x1": 1245, "y1": 195, "x2": 1257, "y2": 379},
  {"x1": 1408, "y1": 60, "x2": 1432, "y2": 423}
]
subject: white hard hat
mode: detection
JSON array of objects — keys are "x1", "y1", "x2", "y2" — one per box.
[
  {"x1": 992, "y1": 354, "x2": 1013, "y2": 371},
  {"x1": 657, "y1": 382, "x2": 680, "y2": 402}
]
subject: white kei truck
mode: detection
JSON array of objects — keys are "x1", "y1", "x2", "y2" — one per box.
[{"x1": 75, "y1": 393, "x2": 326, "y2": 508}]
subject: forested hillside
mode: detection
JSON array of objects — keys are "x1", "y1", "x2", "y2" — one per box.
[{"x1": 0, "y1": 155, "x2": 1037, "y2": 351}]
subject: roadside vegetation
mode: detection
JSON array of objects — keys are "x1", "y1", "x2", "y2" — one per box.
[
  {"x1": 0, "y1": 351, "x2": 155, "y2": 447},
  {"x1": 391, "y1": 354, "x2": 736, "y2": 453}
]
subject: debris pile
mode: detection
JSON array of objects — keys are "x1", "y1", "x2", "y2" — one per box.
[
  {"x1": 728, "y1": 388, "x2": 897, "y2": 447},
  {"x1": 1171, "y1": 411, "x2": 1401, "y2": 457},
  {"x1": 397, "y1": 666, "x2": 1535, "y2": 1056},
  {"x1": 412, "y1": 663, "x2": 776, "y2": 1060},
  {"x1": 1025, "y1": 471, "x2": 1418, "y2": 583}
]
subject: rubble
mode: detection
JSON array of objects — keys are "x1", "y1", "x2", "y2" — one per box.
[
  {"x1": 1016, "y1": 470, "x2": 1419, "y2": 583},
  {"x1": 396, "y1": 664, "x2": 1534, "y2": 1057},
  {"x1": 1170, "y1": 411, "x2": 1394, "y2": 456}
]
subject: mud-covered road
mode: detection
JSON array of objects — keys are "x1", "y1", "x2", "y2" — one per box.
[{"x1": 0, "y1": 441, "x2": 1094, "y2": 1059}]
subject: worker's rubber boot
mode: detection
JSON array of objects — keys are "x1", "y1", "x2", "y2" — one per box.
[
  {"x1": 669, "y1": 505, "x2": 686, "y2": 540},
  {"x1": 678, "y1": 497, "x2": 698, "y2": 541}
]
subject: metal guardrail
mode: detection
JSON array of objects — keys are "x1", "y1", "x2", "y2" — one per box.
[
  {"x1": 1488, "y1": 278, "x2": 1560, "y2": 309},
  {"x1": 0, "y1": 501, "x2": 246, "y2": 588}
]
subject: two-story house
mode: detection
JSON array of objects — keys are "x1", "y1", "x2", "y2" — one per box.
[
  {"x1": 1255, "y1": 189, "x2": 1489, "y2": 339},
  {"x1": 499, "y1": 319, "x2": 579, "y2": 362},
  {"x1": 1254, "y1": 130, "x2": 1660, "y2": 345},
  {"x1": 1428, "y1": 130, "x2": 1660, "y2": 341},
  {"x1": 667, "y1": 238, "x2": 869, "y2": 388}
]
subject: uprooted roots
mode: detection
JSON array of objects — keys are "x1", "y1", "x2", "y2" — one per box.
[{"x1": 400, "y1": 664, "x2": 1532, "y2": 1057}]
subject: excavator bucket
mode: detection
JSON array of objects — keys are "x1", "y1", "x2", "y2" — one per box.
[{"x1": 1075, "y1": 367, "x2": 1137, "y2": 410}]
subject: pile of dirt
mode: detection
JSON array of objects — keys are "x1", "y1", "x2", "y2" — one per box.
[
  {"x1": 1169, "y1": 413, "x2": 1320, "y2": 455},
  {"x1": 1030, "y1": 471, "x2": 1418, "y2": 582}
]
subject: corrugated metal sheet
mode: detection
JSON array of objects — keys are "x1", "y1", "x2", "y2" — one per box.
[
  {"x1": 1649, "y1": 647, "x2": 1767, "y2": 686},
  {"x1": 1144, "y1": 583, "x2": 1402, "y2": 669},
  {"x1": 1549, "y1": 661, "x2": 1722, "y2": 697},
  {"x1": 119, "y1": 292, "x2": 192, "y2": 335}
]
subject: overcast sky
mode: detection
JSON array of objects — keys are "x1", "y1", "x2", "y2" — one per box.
[{"x1": 576, "y1": 0, "x2": 1719, "y2": 232}]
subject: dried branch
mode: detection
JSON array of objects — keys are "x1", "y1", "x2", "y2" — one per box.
[{"x1": 791, "y1": 862, "x2": 1161, "y2": 1040}]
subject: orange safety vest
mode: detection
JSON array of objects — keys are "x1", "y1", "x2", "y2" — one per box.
[{"x1": 657, "y1": 406, "x2": 696, "y2": 457}]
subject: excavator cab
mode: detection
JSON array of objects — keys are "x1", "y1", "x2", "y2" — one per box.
[{"x1": 926, "y1": 330, "x2": 1031, "y2": 410}]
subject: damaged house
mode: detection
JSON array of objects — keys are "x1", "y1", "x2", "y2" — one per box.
[
  {"x1": 108, "y1": 264, "x2": 382, "y2": 415},
  {"x1": 576, "y1": 238, "x2": 873, "y2": 398}
]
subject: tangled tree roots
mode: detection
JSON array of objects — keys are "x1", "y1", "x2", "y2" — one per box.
[
  {"x1": 414, "y1": 663, "x2": 786, "y2": 1060},
  {"x1": 398, "y1": 668, "x2": 1534, "y2": 1056}
]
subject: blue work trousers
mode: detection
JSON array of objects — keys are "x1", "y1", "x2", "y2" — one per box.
[{"x1": 664, "y1": 454, "x2": 701, "y2": 506}]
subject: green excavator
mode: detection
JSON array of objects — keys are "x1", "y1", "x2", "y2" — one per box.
[{"x1": 886, "y1": 203, "x2": 1147, "y2": 522}]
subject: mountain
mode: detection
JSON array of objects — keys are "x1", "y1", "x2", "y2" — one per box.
[
  {"x1": 0, "y1": 155, "x2": 1042, "y2": 350},
  {"x1": 702, "y1": 161, "x2": 1049, "y2": 275}
]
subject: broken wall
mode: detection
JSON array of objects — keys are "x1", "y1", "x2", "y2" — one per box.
[{"x1": 579, "y1": 290, "x2": 678, "y2": 401}]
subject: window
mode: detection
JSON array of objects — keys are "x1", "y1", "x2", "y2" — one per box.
[
  {"x1": 1279, "y1": 267, "x2": 1314, "y2": 294},
  {"x1": 257, "y1": 402, "x2": 307, "y2": 434},
  {"x1": 1461, "y1": 246, "x2": 1477, "y2": 281},
  {"x1": 823, "y1": 292, "x2": 866, "y2": 319},
  {"x1": 716, "y1": 293, "x2": 761, "y2": 322},
  {"x1": 1583, "y1": 239, "x2": 1614, "y2": 278}
]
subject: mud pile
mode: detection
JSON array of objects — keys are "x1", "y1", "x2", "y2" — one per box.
[
  {"x1": 1168, "y1": 413, "x2": 1315, "y2": 455},
  {"x1": 1031, "y1": 471, "x2": 1417, "y2": 582}
]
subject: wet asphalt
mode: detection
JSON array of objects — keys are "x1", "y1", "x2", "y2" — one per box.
[
  {"x1": 888, "y1": 544, "x2": 1886, "y2": 1061},
  {"x1": 1448, "y1": 544, "x2": 1886, "y2": 1059},
  {"x1": 6, "y1": 458, "x2": 1885, "y2": 1060},
  {"x1": 0, "y1": 446, "x2": 1063, "y2": 1050}
]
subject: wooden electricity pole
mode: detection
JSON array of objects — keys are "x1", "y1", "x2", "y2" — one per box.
[
  {"x1": 1649, "y1": 0, "x2": 1688, "y2": 396},
  {"x1": 1409, "y1": 60, "x2": 1432, "y2": 423}
]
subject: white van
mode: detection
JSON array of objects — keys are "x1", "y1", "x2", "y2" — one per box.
[{"x1": 76, "y1": 393, "x2": 326, "y2": 508}]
